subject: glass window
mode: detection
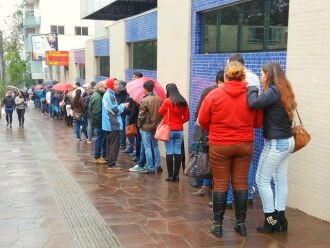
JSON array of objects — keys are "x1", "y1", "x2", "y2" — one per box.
[
  {"x1": 78, "y1": 64, "x2": 85, "y2": 79},
  {"x1": 99, "y1": 56, "x2": 110, "y2": 77},
  {"x1": 58, "y1": 26, "x2": 64, "y2": 35},
  {"x1": 130, "y1": 40, "x2": 157, "y2": 70},
  {"x1": 75, "y1": 27, "x2": 81, "y2": 35},
  {"x1": 200, "y1": 0, "x2": 289, "y2": 53},
  {"x1": 82, "y1": 27, "x2": 88, "y2": 36},
  {"x1": 50, "y1": 25, "x2": 57, "y2": 33}
]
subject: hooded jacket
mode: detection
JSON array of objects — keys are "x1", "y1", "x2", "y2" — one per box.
[
  {"x1": 159, "y1": 98, "x2": 190, "y2": 131},
  {"x1": 198, "y1": 80, "x2": 262, "y2": 145},
  {"x1": 102, "y1": 89, "x2": 126, "y2": 131},
  {"x1": 88, "y1": 89, "x2": 104, "y2": 128}
]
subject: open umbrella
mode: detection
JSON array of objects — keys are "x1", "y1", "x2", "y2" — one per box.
[
  {"x1": 6, "y1": 85, "x2": 19, "y2": 92},
  {"x1": 126, "y1": 77, "x2": 166, "y2": 104},
  {"x1": 52, "y1": 82, "x2": 74, "y2": 92}
]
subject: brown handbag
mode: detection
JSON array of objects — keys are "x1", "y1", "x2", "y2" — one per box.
[
  {"x1": 292, "y1": 109, "x2": 311, "y2": 153},
  {"x1": 125, "y1": 124, "x2": 138, "y2": 137}
]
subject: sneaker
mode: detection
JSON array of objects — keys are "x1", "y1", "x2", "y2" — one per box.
[
  {"x1": 95, "y1": 158, "x2": 106, "y2": 164},
  {"x1": 123, "y1": 149, "x2": 134, "y2": 154},
  {"x1": 142, "y1": 170, "x2": 154, "y2": 174},
  {"x1": 91, "y1": 158, "x2": 97, "y2": 163},
  {"x1": 87, "y1": 140, "x2": 92, "y2": 144},
  {"x1": 156, "y1": 166, "x2": 163, "y2": 173},
  {"x1": 129, "y1": 165, "x2": 145, "y2": 172}
]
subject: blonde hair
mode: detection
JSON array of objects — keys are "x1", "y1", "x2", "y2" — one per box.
[
  {"x1": 262, "y1": 62, "x2": 297, "y2": 120},
  {"x1": 224, "y1": 61, "x2": 246, "y2": 81}
]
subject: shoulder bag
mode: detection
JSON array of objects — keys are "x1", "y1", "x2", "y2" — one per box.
[
  {"x1": 155, "y1": 109, "x2": 170, "y2": 141},
  {"x1": 292, "y1": 109, "x2": 311, "y2": 153}
]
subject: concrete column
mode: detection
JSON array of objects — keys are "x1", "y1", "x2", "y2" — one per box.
[
  {"x1": 157, "y1": 0, "x2": 192, "y2": 156},
  {"x1": 286, "y1": 0, "x2": 330, "y2": 221},
  {"x1": 109, "y1": 20, "x2": 129, "y2": 80},
  {"x1": 85, "y1": 39, "x2": 97, "y2": 84}
]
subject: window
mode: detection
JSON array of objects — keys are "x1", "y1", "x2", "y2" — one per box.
[
  {"x1": 99, "y1": 56, "x2": 110, "y2": 77},
  {"x1": 50, "y1": 25, "x2": 64, "y2": 35},
  {"x1": 130, "y1": 40, "x2": 157, "y2": 70},
  {"x1": 201, "y1": 0, "x2": 289, "y2": 53},
  {"x1": 75, "y1": 26, "x2": 88, "y2": 36},
  {"x1": 77, "y1": 64, "x2": 85, "y2": 79}
]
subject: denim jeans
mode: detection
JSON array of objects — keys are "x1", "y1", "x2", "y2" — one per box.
[
  {"x1": 88, "y1": 119, "x2": 93, "y2": 141},
  {"x1": 165, "y1": 131, "x2": 183, "y2": 155},
  {"x1": 74, "y1": 118, "x2": 88, "y2": 139},
  {"x1": 256, "y1": 137, "x2": 295, "y2": 213},
  {"x1": 93, "y1": 127, "x2": 106, "y2": 158},
  {"x1": 137, "y1": 141, "x2": 146, "y2": 167},
  {"x1": 140, "y1": 130, "x2": 160, "y2": 172}
]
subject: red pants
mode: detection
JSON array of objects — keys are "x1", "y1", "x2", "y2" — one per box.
[{"x1": 209, "y1": 142, "x2": 254, "y2": 192}]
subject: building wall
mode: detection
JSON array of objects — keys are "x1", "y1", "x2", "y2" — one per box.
[
  {"x1": 68, "y1": 51, "x2": 77, "y2": 86},
  {"x1": 126, "y1": 10, "x2": 157, "y2": 43},
  {"x1": 190, "y1": 0, "x2": 287, "y2": 195},
  {"x1": 85, "y1": 39, "x2": 97, "y2": 84},
  {"x1": 125, "y1": 10, "x2": 157, "y2": 82},
  {"x1": 109, "y1": 20, "x2": 129, "y2": 80},
  {"x1": 286, "y1": 0, "x2": 330, "y2": 221}
]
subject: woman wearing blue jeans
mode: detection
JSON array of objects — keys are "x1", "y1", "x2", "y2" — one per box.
[
  {"x1": 248, "y1": 62, "x2": 296, "y2": 233},
  {"x1": 159, "y1": 84, "x2": 190, "y2": 182},
  {"x1": 71, "y1": 89, "x2": 88, "y2": 141}
]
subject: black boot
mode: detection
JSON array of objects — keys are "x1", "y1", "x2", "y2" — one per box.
[
  {"x1": 256, "y1": 212, "x2": 280, "y2": 233},
  {"x1": 233, "y1": 190, "x2": 248, "y2": 236},
  {"x1": 276, "y1": 210, "x2": 288, "y2": 232},
  {"x1": 165, "y1": 155, "x2": 174, "y2": 182},
  {"x1": 173, "y1": 155, "x2": 181, "y2": 182},
  {"x1": 211, "y1": 191, "x2": 227, "y2": 237}
]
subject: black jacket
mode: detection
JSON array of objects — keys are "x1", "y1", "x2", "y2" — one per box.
[
  {"x1": 248, "y1": 85, "x2": 293, "y2": 139},
  {"x1": 126, "y1": 97, "x2": 139, "y2": 125},
  {"x1": 3, "y1": 95, "x2": 15, "y2": 110}
]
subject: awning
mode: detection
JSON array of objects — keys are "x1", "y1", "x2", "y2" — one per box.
[{"x1": 83, "y1": 0, "x2": 157, "y2": 21}]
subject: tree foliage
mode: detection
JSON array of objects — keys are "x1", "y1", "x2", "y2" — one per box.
[{"x1": 3, "y1": 1, "x2": 34, "y2": 89}]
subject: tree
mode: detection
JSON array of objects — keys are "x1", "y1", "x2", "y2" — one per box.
[{"x1": 3, "y1": 1, "x2": 34, "y2": 89}]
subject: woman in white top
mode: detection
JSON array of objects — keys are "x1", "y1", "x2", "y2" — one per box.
[{"x1": 15, "y1": 91, "x2": 27, "y2": 126}]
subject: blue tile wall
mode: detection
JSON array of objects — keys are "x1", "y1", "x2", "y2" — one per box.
[
  {"x1": 190, "y1": 0, "x2": 288, "y2": 198},
  {"x1": 126, "y1": 10, "x2": 157, "y2": 43},
  {"x1": 95, "y1": 76, "x2": 108, "y2": 83},
  {"x1": 125, "y1": 69, "x2": 157, "y2": 82},
  {"x1": 94, "y1": 38, "x2": 110, "y2": 57}
]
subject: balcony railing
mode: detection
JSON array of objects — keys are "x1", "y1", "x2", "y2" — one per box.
[{"x1": 23, "y1": 9, "x2": 40, "y2": 27}]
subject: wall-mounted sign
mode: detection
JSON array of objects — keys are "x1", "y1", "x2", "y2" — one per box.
[
  {"x1": 46, "y1": 51, "x2": 69, "y2": 66},
  {"x1": 31, "y1": 33, "x2": 58, "y2": 61}
]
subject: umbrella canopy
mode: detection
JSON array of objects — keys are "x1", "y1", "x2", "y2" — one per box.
[
  {"x1": 52, "y1": 82, "x2": 74, "y2": 92},
  {"x1": 126, "y1": 77, "x2": 166, "y2": 104},
  {"x1": 6, "y1": 85, "x2": 19, "y2": 92},
  {"x1": 44, "y1": 80, "x2": 58, "y2": 88},
  {"x1": 33, "y1": 84, "x2": 45, "y2": 90}
]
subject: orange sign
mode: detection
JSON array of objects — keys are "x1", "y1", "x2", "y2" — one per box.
[{"x1": 46, "y1": 51, "x2": 69, "y2": 66}]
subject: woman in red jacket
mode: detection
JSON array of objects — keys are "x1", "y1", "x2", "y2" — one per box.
[
  {"x1": 159, "y1": 83, "x2": 190, "y2": 182},
  {"x1": 198, "y1": 62, "x2": 262, "y2": 237}
]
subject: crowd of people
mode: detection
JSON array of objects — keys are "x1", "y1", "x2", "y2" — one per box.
[{"x1": 3, "y1": 53, "x2": 297, "y2": 238}]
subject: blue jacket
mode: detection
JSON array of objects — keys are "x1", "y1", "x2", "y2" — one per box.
[{"x1": 102, "y1": 89, "x2": 125, "y2": 131}]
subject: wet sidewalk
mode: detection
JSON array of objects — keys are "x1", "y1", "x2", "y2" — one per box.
[{"x1": 0, "y1": 107, "x2": 330, "y2": 248}]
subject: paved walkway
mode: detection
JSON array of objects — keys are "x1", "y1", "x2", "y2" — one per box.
[{"x1": 0, "y1": 107, "x2": 330, "y2": 248}]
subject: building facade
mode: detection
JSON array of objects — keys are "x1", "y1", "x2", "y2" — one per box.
[
  {"x1": 79, "y1": 0, "x2": 329, "y2": 221},
  {"x1": 24, "y1": 0, "x2": 96, "y2": 83}
]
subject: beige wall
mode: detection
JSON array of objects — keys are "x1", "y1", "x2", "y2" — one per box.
[
  {"x1": 109, "y1": 21, "x2": 129, "y2": 80},
  {"x1": 85, "y1": 39, "x2": 97, "y2": 84},
  {"x1": 286, "y1": 0, "x2": 330, "y2": 221},
  {"x1": 157, "y1": 0, "x2": 191, "y2": 155}
]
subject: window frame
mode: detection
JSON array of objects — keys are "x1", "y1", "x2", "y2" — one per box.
[
  {"x1": 200, "y1": 0, "x2": 289, "y2": 53},
  {"x1": 50, "y1": 25, "x2": 65, "y2": 35},
  {"x1": 75, "y1": 26, "x2": 89, "y2": 36}
]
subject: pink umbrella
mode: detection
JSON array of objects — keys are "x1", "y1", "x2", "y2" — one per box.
[
  {"x1": 52, "y1": 82, "x2": 74, "y2": 92},
  {"x1": 126, "y1": 77, "x2": 166, "y2": 104}
]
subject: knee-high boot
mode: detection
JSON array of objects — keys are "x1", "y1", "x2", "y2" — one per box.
[
  {"x1": 233, "y1": 190, "x2": 248, "y2": 236},
  {"x1": 173, "y1": 154, "x2": 182, "y2": 182},
  {"x1": 211, "y1": 191, "x2": 228, "y2": 237},
  {"x1": 165, "y1": 155, "x2": 174, "y2": 182}
]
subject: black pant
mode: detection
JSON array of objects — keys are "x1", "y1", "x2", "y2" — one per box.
[
  {"x1": 105, "y1": 131, "x2": 120, "y2": 166},
  {"x1": 5, "y1": 111, "x2": 13, "y2": 124},
  {"x1": 16, "y1": 109, "x2": 25, "y2": 125}
]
